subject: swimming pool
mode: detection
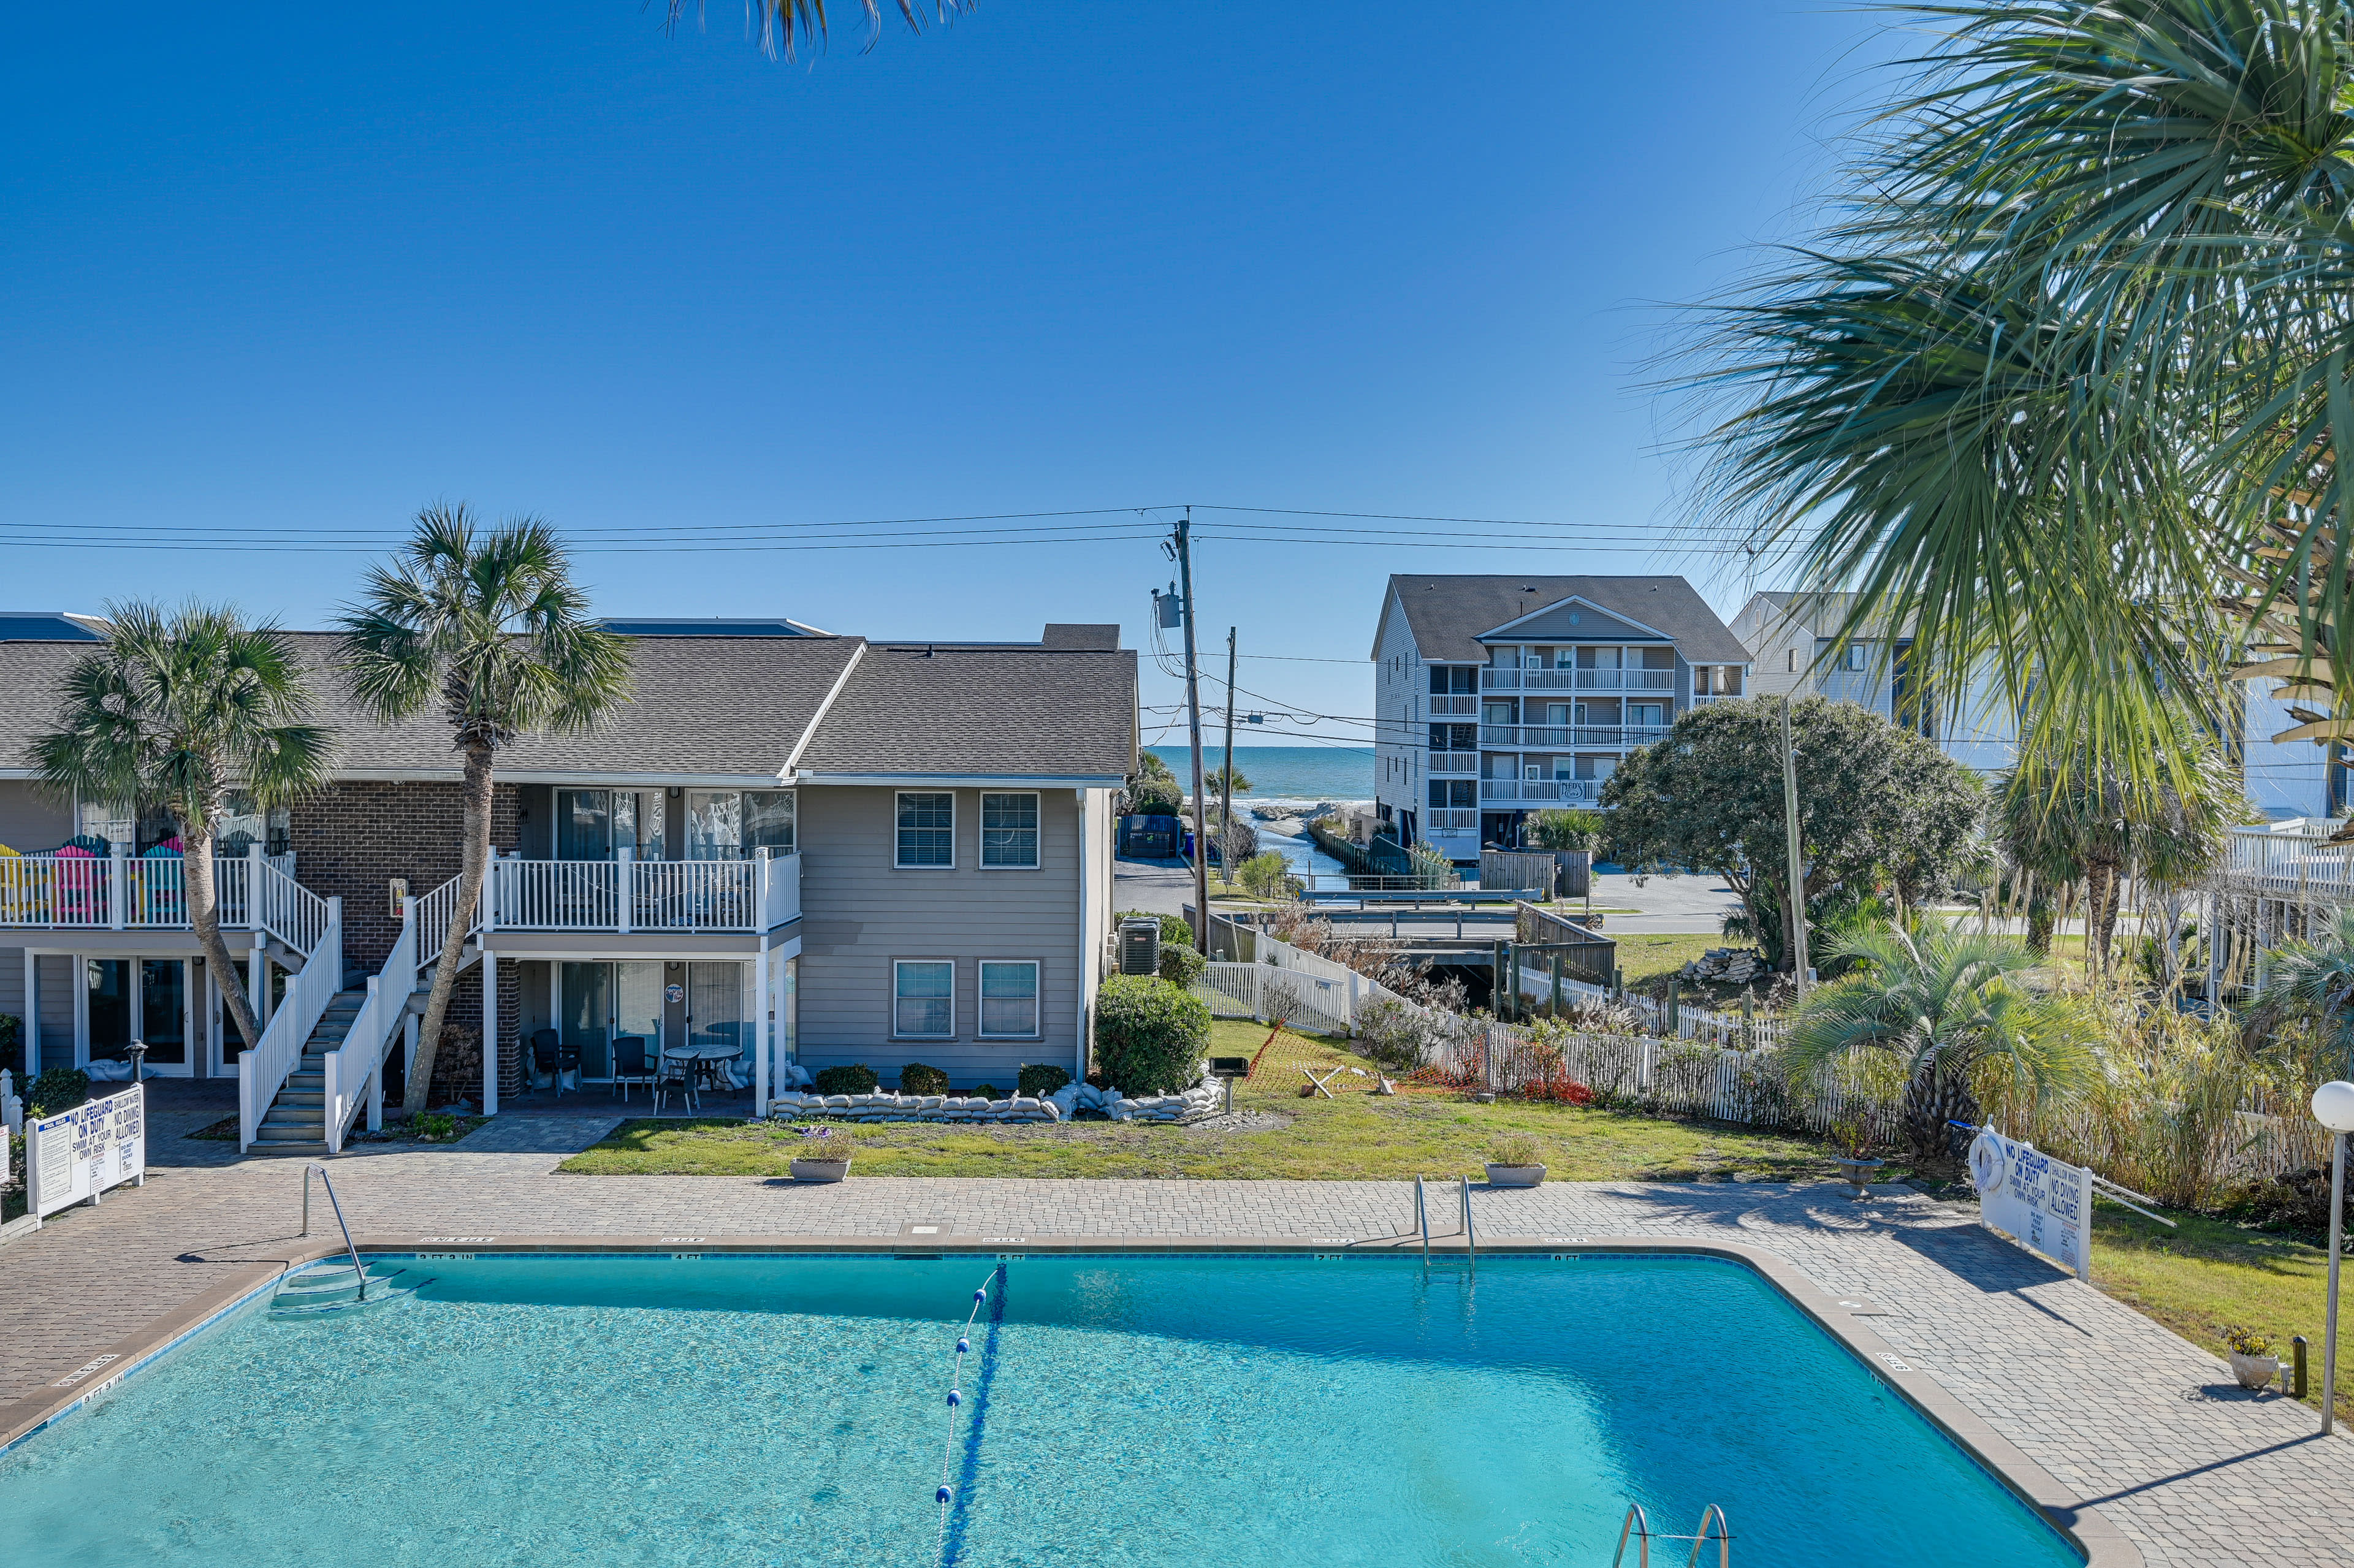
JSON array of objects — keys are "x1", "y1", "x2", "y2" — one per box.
[{"x1": 2, "y1": 1250, "x2": 2081, "y2": 1567}]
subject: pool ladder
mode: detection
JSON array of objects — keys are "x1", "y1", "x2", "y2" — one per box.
[
  {"x1": 1411, "y1": 1174, "x2": 1476, "y2": 1260},
  {"x1": 1610, "y1": 1503, "x2": 1729, "y2": 1567},
  {"x1": 270, "y1": 1163, "x2": 430, "y2": 1316}
]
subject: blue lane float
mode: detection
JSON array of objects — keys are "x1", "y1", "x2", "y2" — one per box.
[{"x1": 934, "y1": 1265, "x2": 1006, "y2": 1563}]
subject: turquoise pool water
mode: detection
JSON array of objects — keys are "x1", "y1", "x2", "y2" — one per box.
[{"x1": 1, "y1": 1253, "x2": 2079, "y2": 1567}]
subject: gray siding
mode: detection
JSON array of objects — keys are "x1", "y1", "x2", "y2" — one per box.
[
  {"x1": 34, "y1": 954, "x2": 73, "y2": 1071},
  {"x1": 794, "y1": 784, "x2": 1082, "y2": 1087},
  {"x1": 1493, "y1": 601, "x2": 1664, "y2": 643},
  {"x1": 0, "y1": 781, "x2": 71, "y2": 851}
]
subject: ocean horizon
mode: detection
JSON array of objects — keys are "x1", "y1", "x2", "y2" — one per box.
[{"x1": 1145, "y1": 744, "x2": 1373, "y2": 804}]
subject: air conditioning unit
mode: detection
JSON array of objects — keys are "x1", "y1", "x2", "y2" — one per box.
[{"x1": 1118, "y1": 917, "x2": 1162, "y2": 976}]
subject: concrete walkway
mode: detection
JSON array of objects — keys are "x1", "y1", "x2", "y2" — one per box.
[{"x1": 6, "y1": 1102, "x2": 2352, "y2": 1566}]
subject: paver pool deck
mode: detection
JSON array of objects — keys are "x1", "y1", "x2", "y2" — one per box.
[{"x1": 4, "y1": 1091, "x2": 2350, "y2": 1567}]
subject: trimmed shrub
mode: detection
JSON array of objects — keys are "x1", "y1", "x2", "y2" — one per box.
[
  {"x1": 26, "y1": 1067, "x2": 90, "y2": 1117},
  {"x1": 1018, "y1": 1063, "x2": 1072, "y2": 1098},
  {"x1": 972, "y1": 1083, "x2": 1002, "y2": 1100},
  {"x1": 813, "y1": 1064, "x2": 879, "y2": 1096},
  {"x1": 1116, "y1": 910, "x2": 1194, "y2": 951},
  {"x1": 1092, "y1": 974, "x2": 1211, "y2": 1095},
  {"x1": 898, "y1": 1062, "x2": 950, "y2": 1096},
  {"x1": 1157, "y1": 943, "x2": 1206, "y2": 988}
]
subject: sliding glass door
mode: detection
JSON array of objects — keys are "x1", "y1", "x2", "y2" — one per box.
[{"x1": 560, "y1": 960, "x2": 665, "y2": 1079}]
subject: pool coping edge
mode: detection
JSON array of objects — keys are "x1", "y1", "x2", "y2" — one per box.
[{"x1": 0, "y1": 1231, "x2": 2138, "y2": 1567}]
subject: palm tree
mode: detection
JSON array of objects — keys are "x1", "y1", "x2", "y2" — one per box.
[
  {"x1": 337, "y1": 506, "x2": 631, "y2": 1118},
  {"x1": 2249, "y1": 905, "x2": 2354, "y2": 1074},
  {"x1": 1995, "y1": 742, "x2": 2248, "y2": 973},
  {"x1": 32, "y1": 602, "x2": 333, "y2": 1055},
  {"x1": 1691, "y1": 0, "x2": 2354, "y2": 791},
  {"x1": 1788, "y1": 923, "x2": 2089, "y2": 1160}
]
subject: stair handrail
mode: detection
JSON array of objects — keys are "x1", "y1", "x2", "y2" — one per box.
[
  {"x1": 324, "y1": 895, "x2": 417, "y2": 1153},
  {"x1": 238, "y1": 898, "x2": 343, "y2": 1150},
  {"x1": 302, "y1": 1162, "x2": 370, "y2": 1303},
  {"x1": 413, "y1": 872, "x2": 475, "y2": 965},
  {"x1": 1460, "y1": 1173, "x2": 1477, "y2": 1260},
  {"x1": 252, "y1": 855, "x2": 332, "y2": 958}
]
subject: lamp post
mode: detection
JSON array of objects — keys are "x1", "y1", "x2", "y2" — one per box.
[{"x1": 2311, "y1": 1081, "x2": 2354, "y2": 1435}]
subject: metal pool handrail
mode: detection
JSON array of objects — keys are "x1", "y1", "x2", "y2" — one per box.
[
  {"x1": 1458, "y1": 1174, "x2": 1476, "y2": 1260},
  {"x1": 302, "y1": 1162, "x2": 370, "y2": 1303},
  {"x1": 1611, "y1": 1502, "x2": 1732, "y2": 1567},
  {"x1": 1414, "y1": 1176, "x2": 1430, "y2": 1258}
]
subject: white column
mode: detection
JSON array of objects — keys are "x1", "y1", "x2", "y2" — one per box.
[
  {"x1": 481, "y1": 948, "x2": 498, "y2": 1116},
  {"x1": 109, "y1": 844, "x2": 127, "y2": 931},
  {"x1": 616, "y1": 847, "x2": 632, "y2": 935},
  {"x1": 755, "y1": 942, "x2": 771, "y2": 1116},
  {"x1": 22, "y1": 950, "x2": 37, "y2": 1075},
  {"x1": 1075, "y1": 787, "x2": 1099, "y2": 1083}
]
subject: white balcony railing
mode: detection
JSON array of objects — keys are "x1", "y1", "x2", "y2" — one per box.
[
  {"x1": 1480, "y1": 780, "x2": 1604, "y2": 804},
  {"x1": 1426, "y1": 809, "x2": 1480, "y2": 833},
  {"x1": 1428, "y1": 695, "x2": 1478, "y2": 717},
  {"x1": 1482, "y1": 668, "x2": 1677, "y2": 692},
  {"x1": 481, "y1": 850, "x2": 802, "y2": 935},
  {"x1": 1480, "y1": 724, "x2": 1670, "y2": 749},
  {"x1": 1428, "y1": 752, "x2": 1479, "y2": 775},
  {"x1": 2222, "y1": 823, "x2": 2354, "y2": 897},
  {"x1": 0, "y1": 848, "x2": 303, "y2": 936},
  {"x1": 1688, "y1": 691, "x2": 1743, "y2": 705}
]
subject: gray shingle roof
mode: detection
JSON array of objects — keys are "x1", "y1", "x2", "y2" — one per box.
[
  {"x1": 0, "y1": 631, "x2": 1138, "y2": 782},
  {"x1": 1382, "y1": 575, "x2": 1752, "y2": 664},
  {"x1": 793, "y1": 644, "x2": 1139, "y2": 780},
  {"x1": 0, "y1": 634, "x2": 866, "y2": 780}
]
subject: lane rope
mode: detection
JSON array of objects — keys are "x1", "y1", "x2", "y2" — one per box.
[{"x1": 934, "y1": 1263, "x2": 1005, "y2": 1562}]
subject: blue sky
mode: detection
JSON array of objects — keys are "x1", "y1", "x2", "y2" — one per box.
[{"x1": 1, "y1": 3, "x2": 1894, "y2": 747}]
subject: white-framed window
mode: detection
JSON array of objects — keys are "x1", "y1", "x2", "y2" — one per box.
[
  {"x1": 893, "y1": 959, "x2": 954, "y2": 1038},
  {"x1": 1787, "y1": 649, "x2": 1798, "y2": 672},
  {"x1": 978, "y1": 960, "x2": 1040, "y2": 1038},
  {"x1": 980, "y1": 792, "x2": 1040, "y2": 869},
  {"x1": 896, "y1": 792, "x2": 954, "y2": 868},
  {"x1": 1845, "y1": 642, "x2": 1867, "y2": 671}
]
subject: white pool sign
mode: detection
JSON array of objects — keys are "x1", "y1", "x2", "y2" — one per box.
[
  {"x1": 1968, "y1": 1127, "x2": 2094, "y2": 1282},
  {"x1": 28, "y1": 1084, "x2": 147, "y2": 1221}
]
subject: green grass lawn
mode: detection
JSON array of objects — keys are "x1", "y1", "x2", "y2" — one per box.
[
  {"x1": 558, "y1": 1019, "x2": 1846, "y2": 1182},
  {"x1": 2082, "y1": 1202, "x2": 2353, "y2": 1423}
]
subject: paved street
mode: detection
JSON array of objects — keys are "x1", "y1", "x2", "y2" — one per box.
[{"x1": 6, "y1": 1089, "x2": 2352, "y2": 1566}]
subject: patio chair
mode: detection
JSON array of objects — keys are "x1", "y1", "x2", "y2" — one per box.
[
  {"x1": 653, "y1": 1050, "x2": 699, "y2": 1116},
  {"x1": 611, "y1": 1035, "x2": 657, "y2": 1102},
  {"x1": 529, "y1": 1028, "x2": 579, "y2": 1097}
]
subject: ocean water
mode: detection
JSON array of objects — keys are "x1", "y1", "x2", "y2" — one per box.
[
  {"x1": 1146, "y1": 745, "x2": 1372, "y2": 805},
  {"x1": 0, "y1": 1253, "x2": 2079, "y2": 1568}
]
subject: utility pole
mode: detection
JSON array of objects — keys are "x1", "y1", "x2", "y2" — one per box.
[
  {"x1": 1173, "y1": 509, "x2": 1209, "y2": 954},
  {"x1": 1221, "y1": 626, "x2": 1239, "y2": 867},
  {"x1": 1781, "y1": 695, "x2": 1810, "y2": 995}
]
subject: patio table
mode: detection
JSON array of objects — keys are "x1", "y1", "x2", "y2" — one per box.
[{"x1": 665, "y1": 1043, "x2": 743, "y2": 1091}]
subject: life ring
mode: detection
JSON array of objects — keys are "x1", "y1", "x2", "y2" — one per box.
[{"x1": 1968, "y1": 1131, "x2": 2007, "y2": 1195}]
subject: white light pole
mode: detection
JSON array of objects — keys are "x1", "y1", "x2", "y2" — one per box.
[{"x1": 2312, "y1": 1080, "x2": 2354, "y2": 1435}]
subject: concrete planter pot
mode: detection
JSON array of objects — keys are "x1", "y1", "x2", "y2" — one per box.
[
  {"x1": 2228, "y1": 1351, "x2": 2280, "y2": 1391},
  {"x1": 1831, "y1": 1157, "x2": 1886, "y2": 1200},
  {"x1": 1485, "y1": 1162, "x2": 1547, "y2": 1188},
  {"x1": 789, "y1": 1157, "x2": 851, "y2": 1183}
]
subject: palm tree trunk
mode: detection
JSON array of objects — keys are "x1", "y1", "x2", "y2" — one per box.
[
  {"x1": 182, "y1": 822, "x2": 267, "y2": 1056},
  {"x1": 403, "y1": 744, "x2": 496, "y2": 1117},
  {"x1": 1902, "y1": 1068, "x2": 1982, "y2": 1163},
  {"x1": 2085, "y1": 856, "x2": 2122, "y2": 974}
]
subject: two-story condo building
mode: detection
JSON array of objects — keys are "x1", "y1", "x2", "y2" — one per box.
[
  {"x1": 1371, "y1": 576, "x2": 1753, "y2": 861},
  {"x1": 0, "y1": 614, "x2": 1135, "y2": 1152}
]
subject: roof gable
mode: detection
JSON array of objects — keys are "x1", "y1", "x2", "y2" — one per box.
[{"x1": 1477, "y1": 595, "x2": 1667, "y2": 644}]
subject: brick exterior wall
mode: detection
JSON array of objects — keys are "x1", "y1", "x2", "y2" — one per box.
[{"x1": 288, "y1": 781, "x2": 526, "y2": 1104}]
